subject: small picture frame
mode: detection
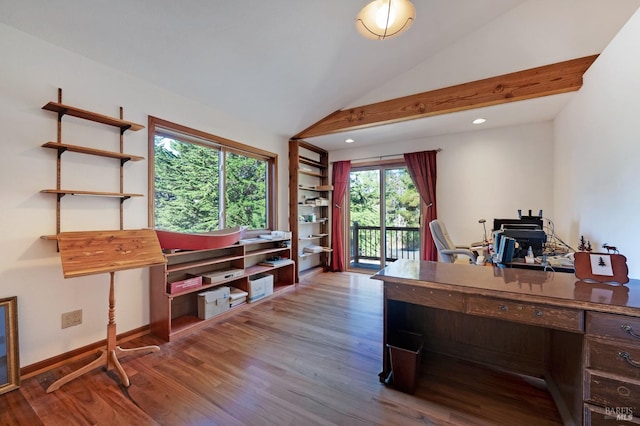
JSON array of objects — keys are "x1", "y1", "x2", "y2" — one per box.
[
  {"x1": 574, "y1": 252, "x2": 629, "y2": 284},
  {"x1": 0, "y1": 296, "x2": 20, "y2": 395}
]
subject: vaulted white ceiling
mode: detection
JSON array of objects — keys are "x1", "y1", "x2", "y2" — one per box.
[{"x1": 1, "y1": 0, "x2": 639, "y2": 151}]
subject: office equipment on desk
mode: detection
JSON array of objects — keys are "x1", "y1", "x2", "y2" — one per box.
[
  {"x1": 493, "y1": 212, "x2": 543, "y2": 234},
  {"x1": 493, "y1": 232, "x2": 516, "y2": 264},
  {"x1": 501, "y1": 228, "x2": 547, "y2": 257},
  {"x1": 492, "y1": 213, "x2": 546, "y2": 258}
]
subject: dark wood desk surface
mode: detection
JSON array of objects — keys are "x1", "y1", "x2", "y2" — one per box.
[{"x1": 372, "y1": 259, "x2": 640, "y2": 317}]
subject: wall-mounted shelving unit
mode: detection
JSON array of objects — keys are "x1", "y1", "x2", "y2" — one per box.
[
  {"x1": 289, "y1": 139, "x2": 331, "y2": 282},
  {"x1": 40, "y1": 88, "x2": 145, "y2": 240}
]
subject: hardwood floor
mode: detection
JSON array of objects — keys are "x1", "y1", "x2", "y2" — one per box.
[{"x1": 0, "y1": 272, "x2": 563, "y2": 425}]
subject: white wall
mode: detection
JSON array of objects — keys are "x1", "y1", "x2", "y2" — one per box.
[
  {"x1": 0, "y1": 24, "x2": 290, "y2": 366},
  {"x1": 330, "y1": 122, "x2": 555, "y2": 247},
  {"x1": 554, "y1": 9, "x2": 640, "y2": 279}
]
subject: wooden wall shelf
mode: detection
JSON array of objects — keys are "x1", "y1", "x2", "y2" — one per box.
[
  {"x1": 41, "y1": 189, "x2": 143, "y2": 198},
  {"x1": 42, "y1": 101, "x2": 144, "y2": 132},
  {"x1": 40, "y1": 88, "x2": 145, "y2": 238},
  {"x1": 41, "y1": 142, "x2": 144, "y2": 162}
]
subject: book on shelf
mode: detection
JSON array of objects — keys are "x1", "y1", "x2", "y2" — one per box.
[
  {"x1": 229, "y1": 287, "x2": 249, "y2": 300},
  {"x1": 230, "y1": 298, "x2": 247, "y2": 308}
]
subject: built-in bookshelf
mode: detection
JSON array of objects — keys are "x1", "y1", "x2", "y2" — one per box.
[{"x1": 289, "y1": 140, "x2": 331, "y2": 282}]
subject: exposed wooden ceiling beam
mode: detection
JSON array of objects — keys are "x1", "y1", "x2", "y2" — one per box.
[{"x1": 293, "y1": 55, "x2": 598, "y2": 139}]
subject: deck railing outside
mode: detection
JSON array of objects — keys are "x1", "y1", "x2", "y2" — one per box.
[{"x1": 350, "y1": 222, "x2": 420, "y2": 266}]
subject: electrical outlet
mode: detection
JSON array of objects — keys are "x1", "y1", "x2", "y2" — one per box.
[{"x1": 61, "y1": 309, "x2": 82, "y2": 329}]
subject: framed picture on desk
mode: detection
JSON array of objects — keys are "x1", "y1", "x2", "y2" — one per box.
[{"x1": 574, "y1": 252, "x2": 629, "y2": 284}]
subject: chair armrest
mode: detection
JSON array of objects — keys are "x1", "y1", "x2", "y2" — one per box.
[{"x1": 441, "y1": 249, "x2": 477, "y2": 262}]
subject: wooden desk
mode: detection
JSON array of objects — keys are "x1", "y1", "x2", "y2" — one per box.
[{"x1": 372, "y1": 260, "x2": 640, "y2": 425}]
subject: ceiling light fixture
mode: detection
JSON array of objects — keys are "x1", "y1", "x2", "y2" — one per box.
[
  {"x1": 345, "y1": 138, "x2": 355, "y2": 144},
  {"x1": 355, "y1": 0, "x2": 416, "y2": 40},
  {"x1": 472, "y1": 118, "x2": 487, "y2": 124}
]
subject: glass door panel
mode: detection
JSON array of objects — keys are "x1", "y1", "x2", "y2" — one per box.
[
  {"x1": 349, "y1": 165, "x2": 420, "y2": 270},
  {"x1": 349, "y1": 169, "x2": 381, "y2": 269},
  {"x1": 384, "y1": 168, "x2": 420, "y2": 264}
]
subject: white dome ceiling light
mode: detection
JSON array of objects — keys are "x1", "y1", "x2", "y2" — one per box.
[{"x1": 355, "y1": 0, "x2": 416, "y2": 40}]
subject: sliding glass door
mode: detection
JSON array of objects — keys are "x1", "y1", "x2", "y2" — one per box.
[{"x1": 349, "y1": 164, "x2": 420, "y2": 270}]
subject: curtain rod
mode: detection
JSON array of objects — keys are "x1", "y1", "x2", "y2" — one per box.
[{"x1": 342, "y1": 148, "x2": 442, "y2": 164}]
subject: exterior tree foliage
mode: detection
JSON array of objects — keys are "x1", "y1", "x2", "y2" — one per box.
[
  {"x1": 349, "y1": 167, "x2": 420, "y2": 262},
  {"x1": 225, "y1": 152, "x2": 267, "y2": 229},
  {"x1": 154, "y1": 136, "x2": 267, "y2": 232},
  {"x1": 385, "y1": 168, "x2": 419, "y2": 227},
  {"x1": 349, "y1": 170, "x2": 380, "y2": 227}
]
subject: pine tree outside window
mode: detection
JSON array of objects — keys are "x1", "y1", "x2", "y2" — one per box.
[{"x1": 148, "y1": 117, "x2": 276, "y2": 233}]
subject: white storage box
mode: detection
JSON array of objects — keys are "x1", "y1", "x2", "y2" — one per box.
[
  {"x1": 248, "y1": 274, "x2": 274, "y2": 302},
  {"x1": 197, "y1": 286, "x2": 230, "y2": 319}
]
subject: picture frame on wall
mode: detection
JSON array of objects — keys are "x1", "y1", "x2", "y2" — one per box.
[{"x1": 0, "y1": 296, "x2": 20, "y2": 395}]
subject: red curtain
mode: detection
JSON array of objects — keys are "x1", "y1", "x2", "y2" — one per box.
[
  {"x1": 404, "y1": 150, "x2": 438, "y2": 261},
  {"x1": 331, "y1": 161, "x2": 351, "y2": 271}
]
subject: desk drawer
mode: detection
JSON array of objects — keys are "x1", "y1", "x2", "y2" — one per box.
[
  {"x1": 466, "y1": 296, "x2": 584, "y2": 332},
  {"x1": 584, "y1": 403, "x2": 639, "y2": 425},
  {"x1": 586, "y1": 338, "x2": 640, "y2": 380},
  {"x1": 385, "y1": 284, "x2": 465, "y2": 312},
  {"x1": 587, "y1": 311, "x2": 640, "y2": 344},
  {"x1": 585, "y1": 369, "x2": 640, "y2": 411}
]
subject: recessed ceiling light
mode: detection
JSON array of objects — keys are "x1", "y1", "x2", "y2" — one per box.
[
  {"x1": 472, "y1": 118, "x2": 487, "y2": 125},
  {"x1": 345, "y1": 138, "x2": 355, "y2": 143}
]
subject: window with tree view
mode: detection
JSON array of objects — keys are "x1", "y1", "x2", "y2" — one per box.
[{"x1": 150, "y1": 117, "x2": 274, "y2": 232}]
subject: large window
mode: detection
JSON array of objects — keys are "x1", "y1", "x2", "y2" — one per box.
[{"x1": 148, "y1": 117, "x2": 276, "y2": 232}]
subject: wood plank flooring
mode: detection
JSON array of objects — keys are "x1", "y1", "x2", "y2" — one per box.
[{"x1": 0, "y1": 272, "x2": 563, "y2": 425}]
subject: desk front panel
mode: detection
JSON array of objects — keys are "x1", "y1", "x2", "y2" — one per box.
[
  {"x1": 587, "y1": 311, "x2": 640, "y2": 343},
  {"x1": 466, "y1": 295, "x2": 584, "y2": 333},
  {"x1": 584, "y1": 369, "x2": 640, "y2": 414},
  {"x1": 401, "y1": 302, "x2": 551, "y2": 378},
  {"x1": 386, "y1": 283, "x2": 465, "y2": 312},
  {"x1": 586, "y1": 337, "x2": 640, "y2": 381}
]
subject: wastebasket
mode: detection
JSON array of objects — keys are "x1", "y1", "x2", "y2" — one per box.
[{"x1": 386, "y1": 330, "x2": 423, "y2": 394}]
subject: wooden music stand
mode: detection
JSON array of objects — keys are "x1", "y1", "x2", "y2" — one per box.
[{"x1": 47, "y1": 229, "x2": 166, "y2": 393}]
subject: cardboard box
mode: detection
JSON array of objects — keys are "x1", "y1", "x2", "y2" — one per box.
[
  {"x1": 248, "y1": 274, "x2": 274, "y2": 302},
  {"x1": 168, "y1": 275, "x2": 203, "y2": 294},
  {"x1": 201, "y1": 268, "x2": 244, "y2": 284},
  {"x1": 197, "y1": 286, "x2": 230, "y2": 319}
]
